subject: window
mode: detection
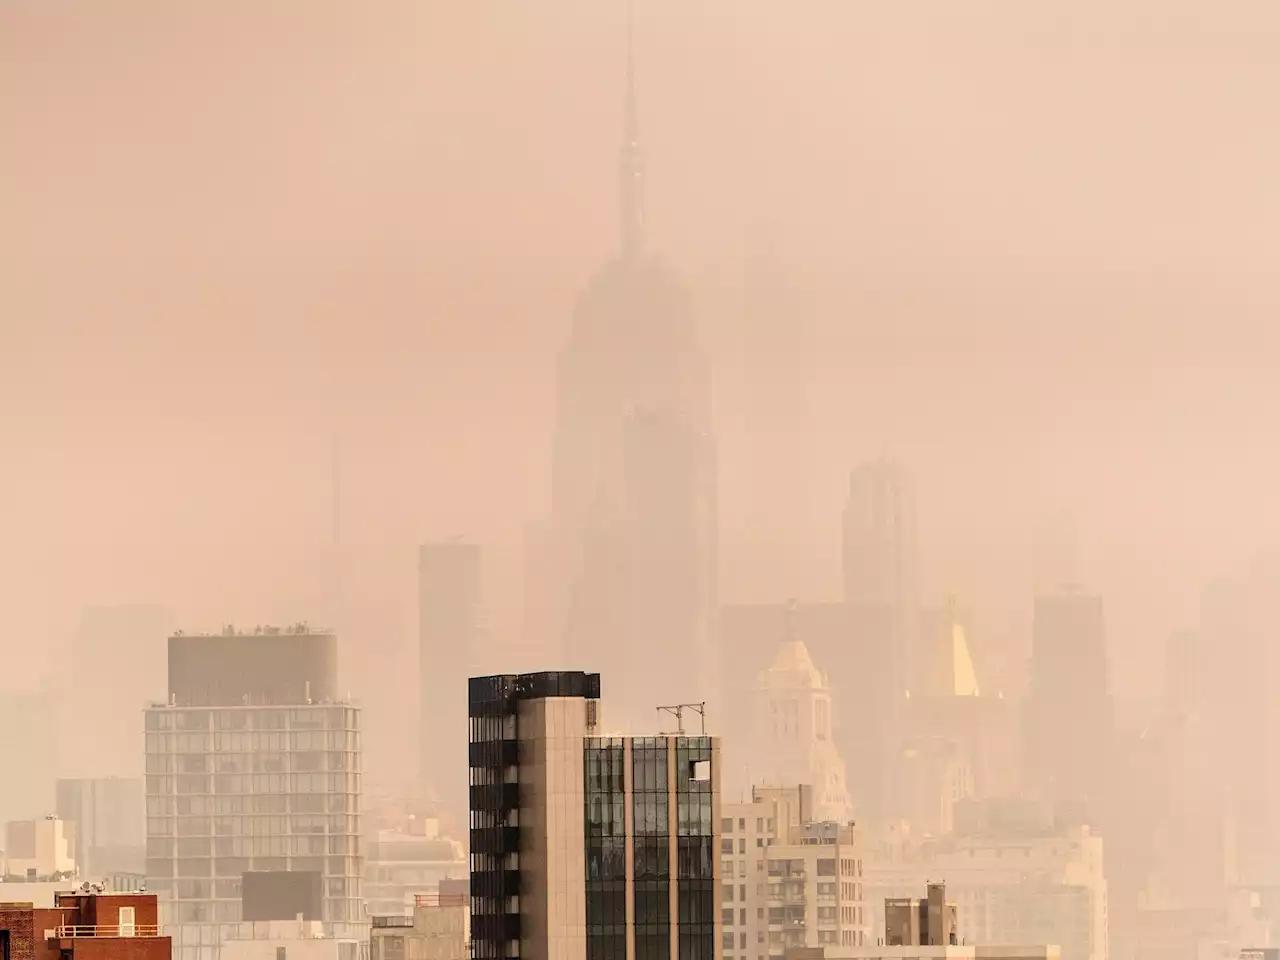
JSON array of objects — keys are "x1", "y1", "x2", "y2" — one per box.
[
  {"x1": 756, "y1": 818, "x2": 763, "y2": 832},
  {"x1": 722, "y1": 840, "x2": 735, "y2": 855},
  {"x1": 722, "y1": 818, "x2": 735, "y2": 833},
  {"x1": 817, "y1": 859, "x2": 837, "y2": 876},
  {"x1": 277, "y1": 949, "x2": 287, "y2": 960},
  {"x1": 739, "y1": 818, "x2": 745, "y2": 830},
  {"x1": 723, "y1": 909, "x2": 735, "y2": 927}
]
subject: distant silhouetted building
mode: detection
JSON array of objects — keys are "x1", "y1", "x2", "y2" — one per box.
[
  {"x1": 0, "y1": 688, "x2": 57, "y2": 825},
  {"x1": 55, "y1": 605, "x2": 173, "y2": 779},
  {"x1": 467, "y1": 671, "x2": 720, "y2": 960},
  {"x1": 417, "y1": 541, "x2": 481, "y2": 816},
  {"x1": 842, "y1": 459, "x2": 918, "y2": 674},
  {"x1": 1022, "y1": 589, "x2": 1114, "y2": 825},
  {"x1": 535, "y1": 30, "x2": 718, "y2": 730},
  {"x1": 56, "y1": 778, "x2": 144, "y2": 878}
]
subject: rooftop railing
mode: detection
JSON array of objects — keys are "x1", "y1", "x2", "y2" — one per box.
[{"x1": 53, "y1": 925, "x2": 162, "y2": 939}]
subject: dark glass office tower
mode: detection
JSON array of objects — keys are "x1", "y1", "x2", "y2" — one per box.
[{"x1": 469, "y1": 673, "x2": 720, "y2": 960}]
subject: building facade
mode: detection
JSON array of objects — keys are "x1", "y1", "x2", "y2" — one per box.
[
  {"x1": 720, "y1": 786, "x2": 868, "y2": 960},
  {"x1": 0, "y1": 889, "x2": 171, "y2": 960},
  {"x1": 3, "y1": 818, "x2": 76, "y2": 880},
  {"x1": 750, "y1": 624, "x2": 853, "y2": 824},
  {"x1": 468, "y1": 671, "x2": 721, "y2": 960},
  {"x1": 1023, "y1": 590, "x2": 1113, "y2": 827},
  {"x1": 370, "y1": 888, "x2": 468, "y2": 960},
  {"x1": 144, "y1": 627, "x2": 364, "y2": 960},
  {"x1": 785, "y1": 881, "x2": 1056, "y2": 960},
  {"x1": 864, "y1": 814, "x2": 1106, "y2": 960}
]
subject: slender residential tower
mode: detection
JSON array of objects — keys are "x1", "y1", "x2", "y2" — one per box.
[{"x1": 468, "y1": 672, "x2": 721, "y2": 960}]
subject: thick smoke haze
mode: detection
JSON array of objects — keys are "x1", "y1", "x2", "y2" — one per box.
[{"x1": 6, "y1": 0, "x2": 1280, "y2": 775}]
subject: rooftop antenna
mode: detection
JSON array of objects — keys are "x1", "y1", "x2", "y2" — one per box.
[
  {"x1": 619, "y1": 0, "x2": 645, "y2": 261},
  {"x1": 656, "y1": 702, "x2": 707, "y2": 735}
]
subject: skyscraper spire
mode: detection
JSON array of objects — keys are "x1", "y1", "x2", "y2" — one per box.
[{"x1": 619, "y1": 0, "x2": 645, "y2": 261}]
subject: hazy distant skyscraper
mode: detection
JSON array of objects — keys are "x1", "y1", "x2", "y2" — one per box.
[
  {"x1": 418, "y1": 540, "x2": 481, "y2": 816},
  {"x1": 843, "y1": 459, "x2": 918, "y2": 615},
  {"x1": 840, "y1": 459, "x2": 918, "y2": 822},
  {"x1": 738, "y1": 225, "x2": 814, "y2": 594},
  {"x1": 55, "y1": 604, "x2": 173, "y2": 779},
  {"x1": 750, "y1": 605, "x2": 852, "y2": 822},
  {"x1": 1023, "y1": 588, "x2": 1114, "y2": 824},
  {"x1": 543, "y1": 16, "x2": 717, "y2": 728},
  {"x1": 56, "y1": 776, "x2": 144, "y2": 877}
]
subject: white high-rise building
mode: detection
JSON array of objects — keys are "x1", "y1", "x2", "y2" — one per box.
[{"x1": 750, "y1": 614, "x2": 853, "y2": 824}]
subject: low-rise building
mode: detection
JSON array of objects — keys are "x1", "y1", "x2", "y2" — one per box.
[
  {"x1": 3, "y1": 817, "x2": 76, "y2": 881},
  {"x1": 788, "y1": 882, "x2": 1057, "y2": 960},
  {"x1": 864, "y1": 805, "x2": 1106, "y2": 960},
  {"x1": 219, "y1": 919, "x2": 362, "y2": 960},
  {"x1": 370, "y1": 888, "x2": 467, "y2": 960},
  {"x1": 363, "y1": 820, "x2": 464, "y2": 918},
  {"x1": 0, "y1": 888, "x2": 171, "y2": 960}
]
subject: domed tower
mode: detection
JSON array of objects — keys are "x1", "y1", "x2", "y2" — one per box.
[{"x1": 751, "y1": 603, "x2": 853, "y2": 823}]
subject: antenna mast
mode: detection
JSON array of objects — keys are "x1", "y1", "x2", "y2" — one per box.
[{"x1": 656, "y1": 702, "x2": 707, "y2": 735}]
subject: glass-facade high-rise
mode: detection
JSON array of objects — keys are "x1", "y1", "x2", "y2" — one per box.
[
  {"x1": 145, "y1": 628, "x2": 366, "y2": 960},
  {"x1": 469, "y1": 673, "x2": 721, "y2": 960}
]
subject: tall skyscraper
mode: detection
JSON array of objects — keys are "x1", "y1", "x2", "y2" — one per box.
[
  {"x1": 144, "y1": 626, "x2": 364, "y2": 960},
  {"x1": 545, "y1": 16, "x2": 717, "y2": 728},
  {"x1": 419, "y1": 540, "x2": 482, "y2": 817},
  {"x1": 1023, "y1": 589, "x2": 1114, "y2": 825},
  {"x1": 841, "y1": 459, "x2": 919, "y2": 824},
  {"x1": 468, "y1": 671, "x2": 721, "y2": 960},
  {"x1": 842, "y1": 460, "x2": 918, "y2": 678}
]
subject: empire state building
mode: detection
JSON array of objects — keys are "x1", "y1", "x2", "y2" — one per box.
[{"x1": 530, "y1": 17, "x2": 718, "y2": 730}]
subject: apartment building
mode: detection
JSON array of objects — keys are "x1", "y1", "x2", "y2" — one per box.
[{"x1": 720, "y1": 785, "x2": 868, "y2": 960}]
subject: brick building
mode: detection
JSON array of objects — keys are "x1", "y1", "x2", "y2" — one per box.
[{"x1": 0, "y1": 889, "x2": 171, "y2": 960}]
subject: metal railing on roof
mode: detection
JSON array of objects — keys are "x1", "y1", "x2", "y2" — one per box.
[{"x1": 53, "y1": 925, "x2": 162, "y2": 939}]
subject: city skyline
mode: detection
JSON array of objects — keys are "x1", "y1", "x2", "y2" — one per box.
[{"x1": 5, "y1": 5, "x2": 1280, "y2": 960}]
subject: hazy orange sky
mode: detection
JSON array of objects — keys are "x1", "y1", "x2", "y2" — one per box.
[{"x1": 6, "y1": 0, "x2": 1280, "y2": 722}]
